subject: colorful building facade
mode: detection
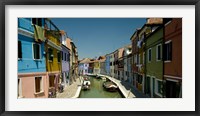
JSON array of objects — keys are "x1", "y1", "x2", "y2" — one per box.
[
  {"x1": 131, "y1": 29, "x2": 140, "y2": 87},
  {"x1": 44, "y1": 18, "x2": 62, "y2": 93},
  {"x1": 123, "y1": 44, "x2": 132, "y2": 82},
  {"x1": 60, "y1": 30, "x2": 70, "y2": 86},
  {"x1": 18, "y1": 18, "x2": 48, "y2": 98},
  {"x1": 79, "y1": 58, "x2": 90, "y2": 75},
  {"x1": 110, "y1": 53, "x2": 115, "y2": 78},
  {"x1": 145, "y1": 19, "x2": 164, "y2": 98},
  {"x1": 105, "y1": 54, "x2": 111, "y2": 75},
  {"x1": 163, "y1": 18, "x2": 182, "y2": 98}
]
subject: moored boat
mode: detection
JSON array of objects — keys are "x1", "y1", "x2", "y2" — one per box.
[
  {"x1": 103, "y1": 81, "x2": 118, "y2": 92},
  {"x1": 82, "y1": 77, "x2": 91, "y2": 90}
]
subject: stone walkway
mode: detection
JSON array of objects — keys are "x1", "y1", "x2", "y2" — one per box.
[
  {"x1": 56, "y1": 77, "x2": 82, "y2": 98},
  {"x1": 120, "y1": 81, "x2": 150, "y2": 98}
]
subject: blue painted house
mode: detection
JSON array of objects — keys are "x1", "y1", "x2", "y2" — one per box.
[
  {"x1": 78, "y1": 58, "x2": 90, "y2": 75},
  {"x1": 18, "y1": 18, "x2": 48, "y2": 98},
  {"x1": 105, "y1": 54, "x2": 110, "y2": 76}
]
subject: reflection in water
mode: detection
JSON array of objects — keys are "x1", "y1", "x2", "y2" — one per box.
[{"x1": 79, "y1": 76, "x2": 123, "y2": 98}]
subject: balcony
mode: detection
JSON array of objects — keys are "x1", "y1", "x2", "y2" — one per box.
[{"x1": 44, "y1": 19, "x2": 61, "y2": 46}]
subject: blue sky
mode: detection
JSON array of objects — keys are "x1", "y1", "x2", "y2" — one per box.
[{"x1": 51, "y1": 18, "x2": 146, "y2": 60}]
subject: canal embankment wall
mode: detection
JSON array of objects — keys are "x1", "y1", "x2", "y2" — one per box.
[
  {"x1": 96, "y1": 74, "x2": 136, "y2": 98},
  {"x1": 71, "y1": 76, "x2": 83, "y2": 98}
]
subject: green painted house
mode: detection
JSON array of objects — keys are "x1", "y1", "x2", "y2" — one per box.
[{"x1": 145, "y1": 26, "x2": 164, "y2": 98}]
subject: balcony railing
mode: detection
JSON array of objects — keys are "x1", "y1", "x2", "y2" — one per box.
[{"x1": 44, "y1": 18, "x2": 61, "y2": 46}]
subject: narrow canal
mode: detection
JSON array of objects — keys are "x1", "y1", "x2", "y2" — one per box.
[{"x1": 79, "y1": 76, "x2": 123, "y2": 98}]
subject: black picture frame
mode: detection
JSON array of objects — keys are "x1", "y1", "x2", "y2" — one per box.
[{"x1": 0, "y1": 0, "x2": 199, "y2": 116}]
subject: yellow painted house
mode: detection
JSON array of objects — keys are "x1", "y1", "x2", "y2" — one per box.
[
  {"x1": 44, "y1": 18, "x2": 62, "y2": 93},
  {"x1": 93, "y1": 60, "x2": 100, "y2": 74}
]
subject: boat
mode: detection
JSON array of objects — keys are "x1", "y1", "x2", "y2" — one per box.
[
  {"x1": 96, "y1": 74, "x2": 102, "y2": 79},
  {"x1": 102, "y1": 77, "x2": 107, "y2": 81},
  {"x1": 82, "y1": 77, "x2": 91, "y2": 90},
  {"x1": 86, "y1": 73, "x2": 97, "y2": 77},
  {"x1": 103, "y1": 81, "x2": 118, "y2": 92}
]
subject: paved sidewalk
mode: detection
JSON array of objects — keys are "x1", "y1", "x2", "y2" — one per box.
[
  {"x1": 56, "y1": 77, "x2": 82, "y2": 98},
  {"x1": 120, "y1": 81, "x2": 150, "y2": 98}
]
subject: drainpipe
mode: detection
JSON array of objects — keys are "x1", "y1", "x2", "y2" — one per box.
[{"x1": 162, "y1": 20, "x2": 165, "y2": 98}]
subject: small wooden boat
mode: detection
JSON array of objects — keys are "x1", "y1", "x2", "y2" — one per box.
[
  {"x1": 103, "y1": 81, "x2": 118, "y2": 92},
  {"x1": 82, "y1": 77, "x2": 91, "y2": 90}
]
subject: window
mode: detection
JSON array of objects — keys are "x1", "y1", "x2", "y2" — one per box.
[
  {"x1": 48, "y1": 48, "x2": 53, "y2": 61},
  {"x1": 32, "y1": 18, "x2": 42, "y2": 26},
  {"x1": 134, "y1": 54, "x2": 137, "y2": 64},
  {"x1": 66, "y1": 72, "x2": 69, "y2": 79},
  {"x1": 67, "y1": 53, "x2": 70, "y2": 61},
  {"x1": 35, "y1": 77, "x2": 43, "y2": 93},
  {"x1": 18, "y1": 41, "x2": 22, "y2": 59},
  {"x1": 18, "y1": 78, "x2": 22, "y2": 98},
  {"x1": 57, "y1": 52, "x2": 61, "y2": 63},
  {"x1": 143, "y1": 52, "x2": 145, "y2": 64},
  {"x1": 157, "y1": 44, "x2": 162, "y2": 61},
  {"x1": 49, "y1": 75, "x2": 55, "y2": 87},
  {"x1": 164, "y1": 41, "x2": 172, "y2": 61},
  {"x1": 33, "y1": 43, "x2": 41, "y2": 60},
  {"x1": 148, "y1": 48, "x2": 152, "y2": 62},
  {"x1": 137, "y1": 75, "x2": 143, "y2": 84},
  {"x1": 139, "y1": 54, "x2": 141, "y2": 64},
  {"x1": 155, "y1": 79, "x2": 163, "y2": 97},
  {"x1": 61, "y1": 51, "x2": 63, "y2": 60}
]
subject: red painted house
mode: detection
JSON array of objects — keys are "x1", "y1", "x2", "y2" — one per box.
[
  {"x1": 130, "y1": 29, "x2": 140, "y2": 87},
  {"x1": 164, "y1": 18, "x2": 182, "y2": 98}
]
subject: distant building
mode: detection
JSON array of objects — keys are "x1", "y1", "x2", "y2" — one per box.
[
  {"x1": 113, "y1": 50, "x2": 118, "y2": 79},
  {"x1": 99, "y1": 56, "x2": 106, "y2": 75},
  {"x1": 79, "y1": 58, "x2": 90, "y2": 75},
  {"x1": 131, "y1": 29, "x2": 140, "y2": 87},
  {"x1": 117, "y1": 48, "x2": 124, "y2": 81},
  {"x1": 66, "y1": 38, "x2": 78, "y2": 84},
  {"x1": 60, "y1": 30, "x2": 70, "y2": 86},
  {"x1": 105, "y1": 53, "x2": 111, "y2": 76},
  {"x1": 110, "y1": 53, "x2": 115, "y2": 78},
  {"x1": 123, "y1": 44, "x2": 132, "y2": 83}
]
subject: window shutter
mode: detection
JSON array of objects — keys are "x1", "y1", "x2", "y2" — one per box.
[
  {"x1": 164, "y1": 44, "x2": 167, "y2": 61},
  {"x1": 169, "y1": 42, "x2": 172, "y2": 60},
  {"x1": 61, "y1": 51, "x2": 63, "y2": 60},
  {"x1": 18, "y1": 41, "x2": 22, "y2": 58},
  {"x1": 33, "y1": 44, "x2": 40, "y2": 59},
  {"x1": 33, "y1": 44, "x2": 37, "y2": 59},
  {"x1": 35, "y1": 77, "x2": 40, "y2": 92},
  {"x1": 38, "y1": 18, "x2": 42, "y2": 26},
  {"x1": 32, "y1": 18, "x2": 36, "y2": 25},
  {"x1": 36, "y1": 44, "x2": 40, "y2": 59}
]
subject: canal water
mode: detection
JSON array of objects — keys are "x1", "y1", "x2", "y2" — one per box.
[{"x1": 79, "y1": 76, "x2": 123, "y2": 98}]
